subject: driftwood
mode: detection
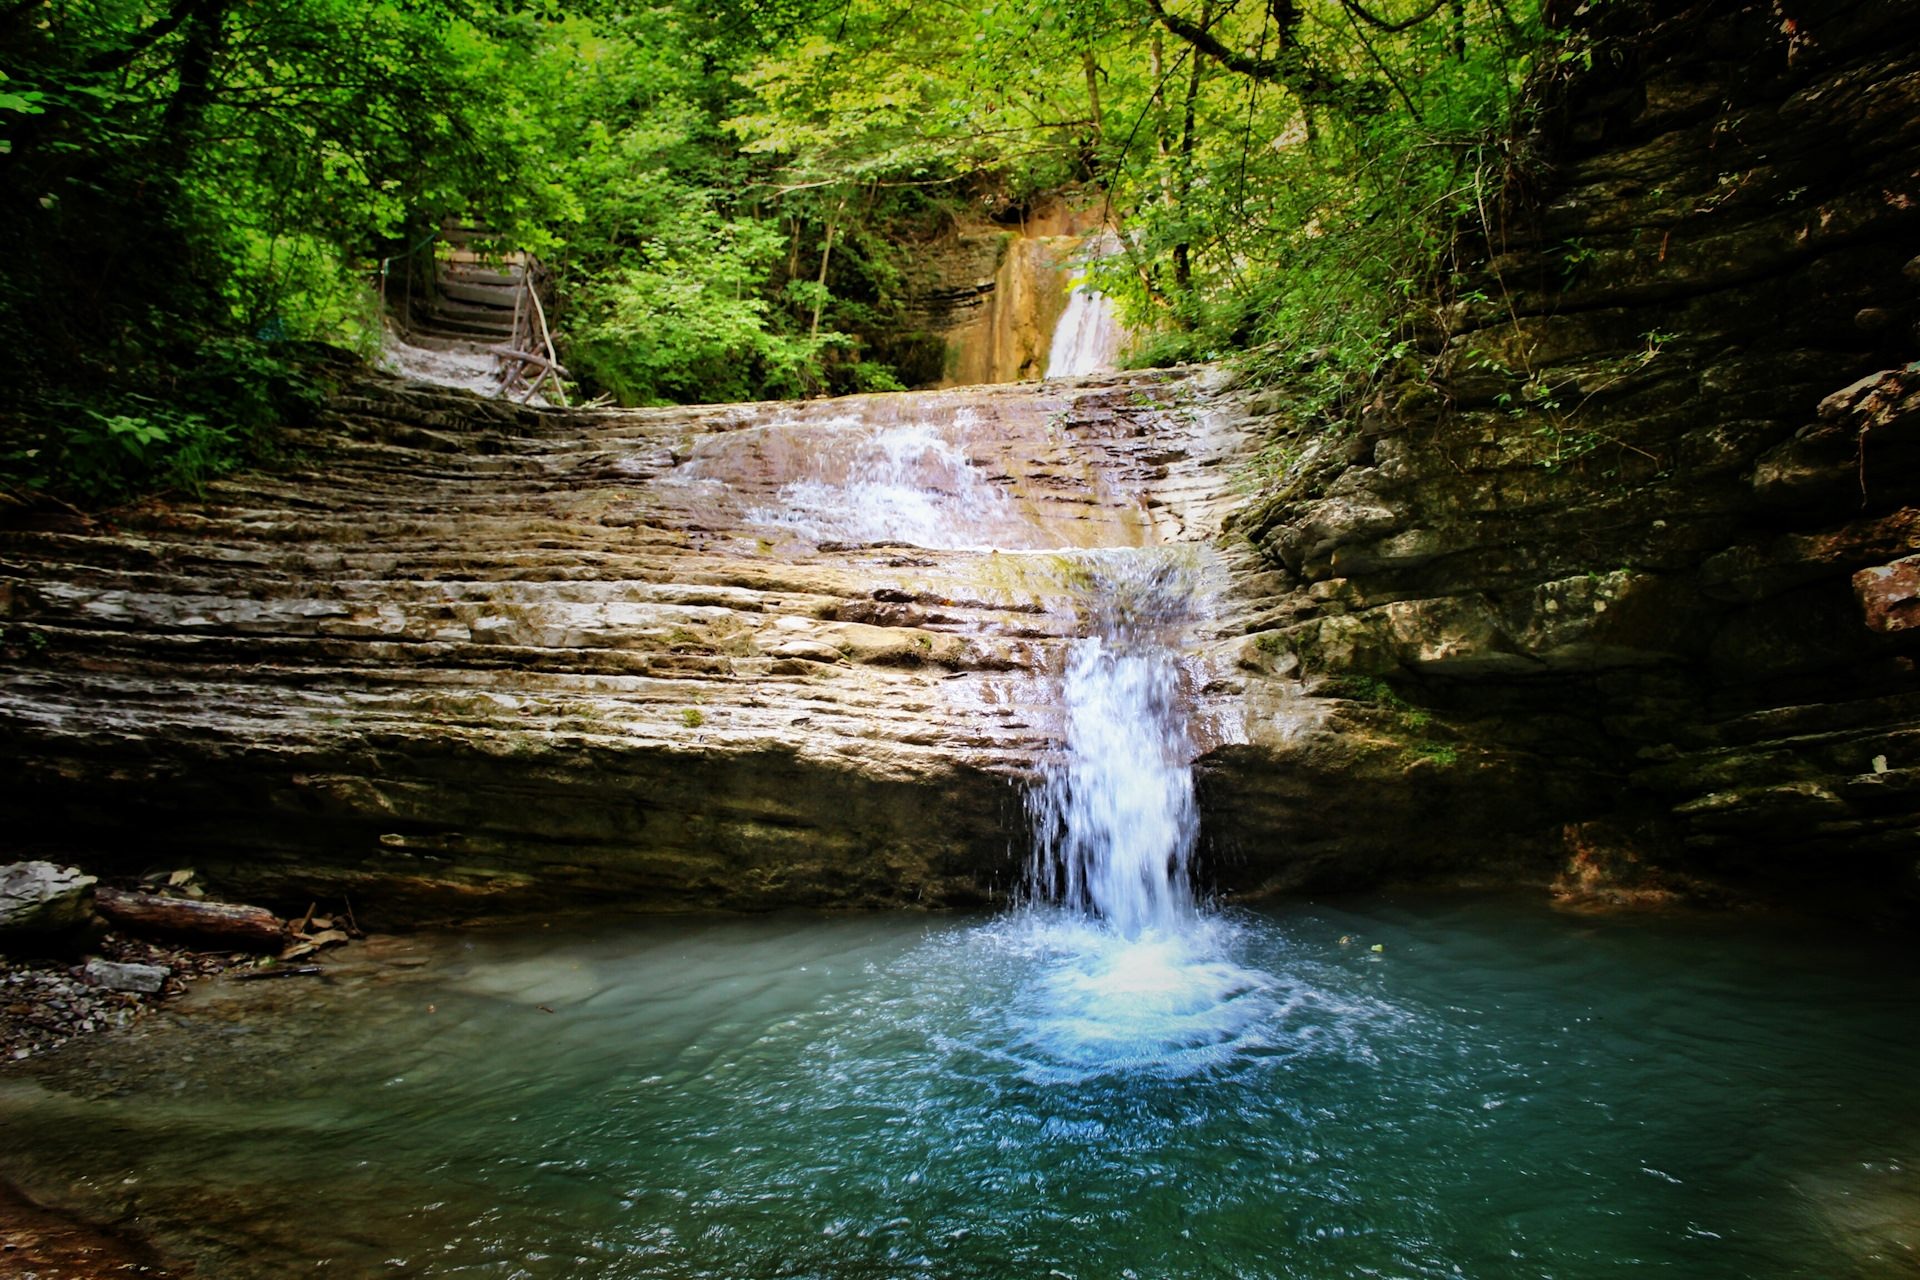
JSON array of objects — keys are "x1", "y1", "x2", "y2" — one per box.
[
  {"x1": 485, "y1": 344, "x2": 570, "y2": 376},
  {"x1": 95, "y1": 887, "x2": 285, "y2": 952}
]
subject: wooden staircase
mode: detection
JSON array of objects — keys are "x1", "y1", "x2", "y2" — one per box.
[{"x1": 386, "y1": 225, "x2": 568, "y2": 403}]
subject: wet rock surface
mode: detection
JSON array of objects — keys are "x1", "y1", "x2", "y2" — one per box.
[
  {"x1": 0, "y1": 371, "x2": 1250, "y2": 920},
  {"x1": 0, "y1": 1, "x2": 1915, "y2": 921},
  {"x1": 0, "y1": 1178, "x2": 178, "y2": 1279}
]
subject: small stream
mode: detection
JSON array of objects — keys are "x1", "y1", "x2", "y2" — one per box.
[{"x1": 1, "y1": 901, "x2": 1914, "y2": 1277}]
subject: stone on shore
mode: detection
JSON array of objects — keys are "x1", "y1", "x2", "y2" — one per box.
[
  {"x1": 0, "y1": 861, "x2": 97, "y2": 947},
  {"x1": 82, "y1": 958, "x2": 169, "y2": 994}
]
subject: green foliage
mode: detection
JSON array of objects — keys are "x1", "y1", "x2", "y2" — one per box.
[
  {"x1": 1325, "y1": 675, "x2": 1430, "y2": 731},
  {"x1": 723, "y1": 0, "x2": 1551, "y2": 407},
  {"x1": 0, "y1": 0, "x2": 515, "y2": 501},
  {"x1": 0, "y1": 0, "x2": 1555, "y2": 501}
]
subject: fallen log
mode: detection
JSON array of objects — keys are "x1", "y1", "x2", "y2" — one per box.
[{"x1": 95, "y1": 887, "x2": 285, "y2": 952}]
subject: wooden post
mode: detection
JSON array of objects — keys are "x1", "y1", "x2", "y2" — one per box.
[{"x1": 526, "y1": 278, "x2": 566, "y2": 407}]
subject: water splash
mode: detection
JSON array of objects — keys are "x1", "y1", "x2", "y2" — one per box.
[
  {"x1": 1013, "y1": 549, "x2": 1278, "y2": 1075},
  {"x1": 1026, "y1": 549, "x2": 1204, "y2": 936},
  {"x1": 982, "y1": 912, "x2": 1285, "y2": 1084}
]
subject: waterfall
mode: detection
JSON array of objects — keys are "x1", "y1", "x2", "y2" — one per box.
[
  {"x1": 1010, "y1": 548, "x2": 1276, "y2": 1076},
  {"x1": 1044, "y1": 231, "x2": 1126, "y2": 379},
  {"x1": 1044, "y1": 287, "x2": 1125, "y2": 379},
  {"x1": 1025, "y1": 550, "x2": 1202, "y2": 937}
]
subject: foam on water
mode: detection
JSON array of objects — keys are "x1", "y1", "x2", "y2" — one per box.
[{"x1": 974, "y1": 912, "x2": 1284, "y2": 1084}]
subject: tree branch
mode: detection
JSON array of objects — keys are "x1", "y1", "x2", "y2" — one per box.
[
  {"x1": 79, "y1": 0, "x2": 210, "y2": 75},
  {"x1": 1143, "y1": 0, "x2": 1385, "y2": 113},
  {"x1": 1337, "y1": 0, "x2": 1448, "y2": 34}
]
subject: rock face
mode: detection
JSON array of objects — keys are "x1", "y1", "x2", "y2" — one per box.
[
  {"x1": 0, "y1": 372, "x2": 1247, "y2": 921},
  {"x1": 0, "y1": 862, "x2": 96, "y2": 945},
  {"x1": 899, "y1": 198, "x2": 1112, "y2": 386},
  {"x1": 1213, "y1": 0, "x2": 1920, "y2": 914},
  {"x1": 1, "y1": 0, "x2": 1914, "y2": 921}
]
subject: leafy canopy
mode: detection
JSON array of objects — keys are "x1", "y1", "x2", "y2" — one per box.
[{"x1": 0, "y1": 0, "x2": 1550, "y2": 501}]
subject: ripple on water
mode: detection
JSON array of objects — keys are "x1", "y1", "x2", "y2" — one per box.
[
  {"x1": 0, "y1": 901, "x2": 1915, "y2": 1280},
  {"x1": 929, "y1": 909, "x2": 1393, "y2": 1085}
]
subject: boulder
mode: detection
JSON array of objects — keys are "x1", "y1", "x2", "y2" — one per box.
[
  {"x1": 1853, "y1": 555, "x2": 1920, "y2": 633},
  {"x1": 0, "y1": 861, "x2": 97, "y2": 948},
  {"x1": 82, "y1": 959, "x2": 168, "y2": 994}
]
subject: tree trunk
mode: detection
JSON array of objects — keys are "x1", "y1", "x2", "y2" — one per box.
[
  {"x1": 95, "y1": 887, "x2": 284, "y2": 951},
  {"x1": 154, "y1": 0, "x2": 231, "y2": 171},
  {"x1": 809, "y1": 199, "x2": 843, "y2": 339},
  {"x1": 1081, "y1": 48, "x2": 1105, "y2": 175},
  {"x1": 1173, "y1": 3, "x2": 1211, "y2": 293}
]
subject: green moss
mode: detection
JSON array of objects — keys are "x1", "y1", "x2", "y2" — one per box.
[{"x1": 1326, "y1": 674, "x2": 1442, "y2": 737}]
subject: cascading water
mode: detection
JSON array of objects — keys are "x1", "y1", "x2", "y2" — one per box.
[
  {"x1": 745, "y1": 416, "x2": 1011, "y2": 549},
  {"x1": 1008, "y1": 548, "x2": 1280, "y2": 1078},
  {"x1": 1044, "y1": 232, "x2": 1127, "y2": 378},
  {"x1": 1025, "y1": 551, "x2": 1201, "y2": 936},
  {"x1": 8, "y1": 378, "x2": 1911, "y2": 1280},
  {"x1": 1044, "y1": 287, "x2": 1125, "y2": 378},
  {"x1": 667, "y1": 386, "x2": 1271, "y2": 1074}
]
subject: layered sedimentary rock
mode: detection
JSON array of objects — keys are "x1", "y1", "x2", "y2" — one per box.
[
  {"x1": 0, "y1": 373, "x2": 1246, "y2": 919},
  {"x1": 1210, "y1": 0, "x2": 1920, "y2": 913},
  {"x1": 2, "y1": 0, "x2": 1914, "y2": 921}
]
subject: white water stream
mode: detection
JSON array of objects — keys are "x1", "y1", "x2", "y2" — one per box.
[
  {"x1": 1044, "y1": 232, "x2": 1127, "y2": 378},
  {"x1": 1045, "y1": 286, "x2": 1126, "y2": 378},
  {"x1": 681, "y1": 390, "x2": 1271, "y2": 1071}
]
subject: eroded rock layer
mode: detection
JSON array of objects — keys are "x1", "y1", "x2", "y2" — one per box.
[
  {"x1": 0, "y1": 374, "x2": 1248, "y2": 919},
  {"x1": 1214, "y1": 0, "x2": 1920, "y2": 914},
  {"x1": 2, "y1": 0, "x2": 1915, "y2": 921}
]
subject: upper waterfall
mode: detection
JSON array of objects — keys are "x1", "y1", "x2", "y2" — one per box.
[
  {"x1": 1043, "y1": 233, "x2": 1126, "y2": 379},
  {"x1": 1044, "y1": 288, "x2": 1125, "y2": 379}
]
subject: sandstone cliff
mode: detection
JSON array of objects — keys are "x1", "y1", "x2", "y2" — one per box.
[{"x1": 0, "y1": 374, "x2": 1245, "y2": 920}]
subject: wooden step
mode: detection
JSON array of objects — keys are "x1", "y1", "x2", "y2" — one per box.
[
  {"x1": 413, "y1": 315, "x2": 517, "y2": 340},
  {"x1": 439, "y1": 279, "x2": 522, "y2": 309},
  {"x1": 442, "y1": 265, "x2": 524, "y2": 288}
]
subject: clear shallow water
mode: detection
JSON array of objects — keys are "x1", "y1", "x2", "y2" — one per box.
[{"x1": 2, "y1": 896, "x2": 1916, "y2": 1279}]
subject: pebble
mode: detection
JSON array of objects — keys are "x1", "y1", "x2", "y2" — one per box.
[{"x1": 0, "y1": 932, "x2": 235, "y2": 1062}]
